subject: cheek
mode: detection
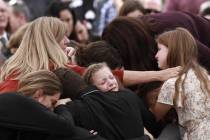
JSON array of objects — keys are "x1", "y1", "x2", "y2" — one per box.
[
  {"x1": 69, "y1": 20, "x2": 73, "y2": 27},
  {"x1": 97, "y1": 85, "x2": 108, "y2": 91}
]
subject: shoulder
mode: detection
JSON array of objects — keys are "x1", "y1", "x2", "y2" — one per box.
[
  {"x1": 162, "y1": 77, "x2": 177, "y2": 89},
  {"x1": 0, "y1": 80, "x2": 19, "y2": 93}
]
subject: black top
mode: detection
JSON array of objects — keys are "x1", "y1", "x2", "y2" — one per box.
[
  {"x1": 61, "y1": 86, "x2": 163, "y2": 140},
  {"x1": 0, "y1": 93, "x2": 105, "y2": 140}
]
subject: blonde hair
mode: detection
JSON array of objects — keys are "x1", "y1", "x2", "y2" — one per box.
[
  {"x1": 157, "y1": 27, "x2": 210, "y2": 102},
  {"x1": 18, "y1": 70, "x2": 62, "y2": 97},
  {"x1": 1, "y1": 17, "x2": 69, "y2": 81},
  {"x1": 83, "y1": 62, "x2": 109, "y2": 85}
]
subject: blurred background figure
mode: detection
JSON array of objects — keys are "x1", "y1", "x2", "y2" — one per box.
[
  {"x1": 47, "y1": 1, "x2": 77, "y2": 41},
  {"x1": 164, "y1": 0, "x2": 206, "y2": 14},
  {"x1": 7, "y1": 0, "x2": 31, "y2": 34},
  {"x1": 92, "y1": 0, "x2": 117, "y2": 36},
  {"x1": 23, "y1": 0, "x2": 51, "y2": 20},
  {"x1": 75, "y1": 20, "x2": 90, "y2": 44},
  {"x1": 0, "y1": 0, "x2": 10, "y2": 65},
  {"x1": 143, "y1": 0, "x2": 163, "y2": 14},
  {"x1": 200, "y1": 0, "x2": 210, "y2": 19},
  {"x1": 118, "y1": 0, "x2": 146, "y2": 17}
]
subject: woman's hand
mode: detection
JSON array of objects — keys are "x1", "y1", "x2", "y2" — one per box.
[
  {"x1": 55, "y1": 98, "x2": 71, "y2": 107},
  {"x1": 65, "y1": 47, "x2": 76, "y2": 58},
  {"x1": 65, "y1": 47, "x2": 77, "y2": 64},
  {"x1": 158, "y1": 66, "x2": 182, "y2": 81}
]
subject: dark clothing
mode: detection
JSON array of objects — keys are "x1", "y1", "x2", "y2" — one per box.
[
  {"x1": 140, "y1": 11, "x2": 210, "y2": 71},
  {"x1": 0, "y1": 93, "x2": 105, "y2": 140},
  {"x1": 23, "y1": 0, "x2": 51, "y2": 20},
  {"x1": 60, "y1": 86, "x2": 163, "y2": 140}
]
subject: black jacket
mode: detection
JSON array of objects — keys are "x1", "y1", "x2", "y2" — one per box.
[
  {"x1": 0, "y1": 93, "x2": 105, "y2": 140},
  {"x1": 60, "y1": 86, "x2": 163, "y2": 140}
]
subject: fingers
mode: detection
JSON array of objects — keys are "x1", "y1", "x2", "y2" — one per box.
[
  {"x1": 174, "y1": 66, "x2": 182, "y2": 72},
  {"x1": 55, "y1": 98, "x2": 71, "y2": 107},
  {"x1": 65, "y1": 47, "x2": 76, "y2": 57},
  {"x1": 90, "y1": 130, "x2": 98, "y2": 135}
]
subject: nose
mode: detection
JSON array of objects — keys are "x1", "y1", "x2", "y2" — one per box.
[
  {"x1": 107, "y1": 79, "x2": 115, "y2": 87},
  {"x1": 155, "y1": 52, "x2": 158, "y2": 60}
]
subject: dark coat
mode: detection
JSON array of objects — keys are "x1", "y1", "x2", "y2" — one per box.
[
  {"x1": 140, "y1": 11, "x2": 210, "y2": 71},
  {"x1": 0, "y1": 93, "x2": 105, "y2": 140},
  {"x1": 60, "y1": 86, "x2": 163, "y2": 140}
]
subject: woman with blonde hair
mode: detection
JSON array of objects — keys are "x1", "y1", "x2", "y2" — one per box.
[
  {"x1": 0, "y1": 17, "x2": 69, "y2": 92},
  {"x1": 152, "y1": 27, "x2": 210, "y2": 140}
]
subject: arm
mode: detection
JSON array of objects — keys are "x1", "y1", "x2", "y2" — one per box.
[
  {"x1": 123, "y1": 67, "x2": 180, "y2": 86},
  {"x1": 137, "y1": 97, "x2": 164, "y2": 138},
  {"x1": 67, "y1": 64, "x2": 180, "y2": 86},
  {"x1": 151, "y1": 79, "x2": 175, "y2": 121}
]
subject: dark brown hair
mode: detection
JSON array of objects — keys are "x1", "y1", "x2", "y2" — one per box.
[
  {"x1": 53, "y1": 68, "x2": 87, "y2": 99},
  {"x1": 102, "y1": 17, "x2": 158, "y2": 71},
  {"x1": 119, "y1": 0, "x2": 145, "y2": 16},
  {"x1": 75, "y1": 41, "x2": 123, "y2": 69}
]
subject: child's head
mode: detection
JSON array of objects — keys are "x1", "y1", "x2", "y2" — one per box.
[
  {"x1": 156, "y1": 28, "x2": 210, "y2": 104},
  {"x1": 83, "y1": 63, "x2": 119, "y2": 92},
  {"x1": 155, "y1": 27, "x2": 198, "y2": 69}
]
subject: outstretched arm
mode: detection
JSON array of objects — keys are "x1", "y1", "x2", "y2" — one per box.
[{"x1": 123, "y1": 66, "x2": 181, "y2": 86}]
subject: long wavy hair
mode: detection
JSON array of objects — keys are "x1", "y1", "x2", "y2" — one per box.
[
  {"x1": 0, "y1": 17, "x2": 68, "y2": 81},
  {"x1": 102, "y1": 17, "x2": 158, "y2": 71},
  {"x1": 157, "y1": 28, "x2": 210, "y2": 103}
]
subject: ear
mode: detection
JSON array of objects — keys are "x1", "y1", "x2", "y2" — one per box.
[{"x1": 32, "y1": 89, "x2": 44, "y2": 101}]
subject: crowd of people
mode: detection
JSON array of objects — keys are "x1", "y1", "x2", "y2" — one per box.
[{"x1": 0, "y1": 0, "x2": 210, "y2": 140}]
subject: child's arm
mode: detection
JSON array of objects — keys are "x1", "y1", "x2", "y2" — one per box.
[{"x1": 150, "y1": 79, "x2": 175, "y2": 121}]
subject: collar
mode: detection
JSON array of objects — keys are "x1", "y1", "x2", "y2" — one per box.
[
  {"x1": 0, "y1": 31, "x2": 8, "y2": 42},
  {"x1": 79, "y1": 85, "x2": 99, "y2": 98}
]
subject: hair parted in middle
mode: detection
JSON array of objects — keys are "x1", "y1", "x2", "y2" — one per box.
[{"x1": 0, "y1": 17, "x2": 69, "y2": 81}]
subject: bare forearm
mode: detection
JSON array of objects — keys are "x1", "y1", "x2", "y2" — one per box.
[
  {"x1": 123, "y1": 67, "x2": 181, "y2": 86},
  {"x1": 123, "y1": 70, "x2": 160, "y2": 86}
]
